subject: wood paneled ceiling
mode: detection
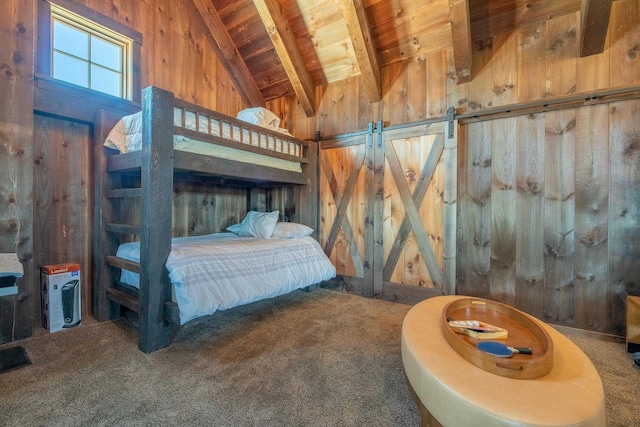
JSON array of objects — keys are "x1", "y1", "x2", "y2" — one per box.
[{"x1": 194, "y1": 0, "x2": 613, "y2": 116}]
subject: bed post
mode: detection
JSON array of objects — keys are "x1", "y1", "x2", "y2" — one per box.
[
  {"x1": 139, "y1": 86, "x2": 173, "y2": 353},
  {"x1": 298, "y1": 136, "x2": 319, "y2": 237}
]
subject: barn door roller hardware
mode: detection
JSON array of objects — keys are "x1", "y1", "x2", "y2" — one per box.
[
  {"x1": 367, "y1": 122, "x2": 374, "y2": 148},
  {"x1": 366, "y1": 121, "x2": 384, "y2": 149},
  {"x1": 375, "y1": 120, "x2": 383, "y2": 148},
  {"x1": 446, "y1": 107, "x2": 455, "y2": 139}
]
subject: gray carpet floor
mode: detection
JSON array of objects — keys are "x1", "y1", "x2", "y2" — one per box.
[{"x1": 0, "y1": 288, "x2": 638, "y2": 426}]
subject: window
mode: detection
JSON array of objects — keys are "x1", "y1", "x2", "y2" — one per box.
[
  {"x1": 51, "y1": 5, "x2": 130, "y2": 98},
  {"x1": 37, "y1": 0, "x2": 142, "y2": 102}
]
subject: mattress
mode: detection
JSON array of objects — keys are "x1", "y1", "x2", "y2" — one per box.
[
  {"x1": 117, "y1": 233, "x2": 336, "y2": 324},
  {"x1": 104, "y1": 109, "x2": 302, "y2": 172}
]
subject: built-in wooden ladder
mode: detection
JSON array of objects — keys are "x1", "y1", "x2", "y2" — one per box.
[
  {"x1": 94, "y1": 134, "x2": 145, "y2": 318},
  {"x1": 93, "y1": 87, "x2": 175, "y2": 353}
]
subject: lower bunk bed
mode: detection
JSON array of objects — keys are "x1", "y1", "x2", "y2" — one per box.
[
  {"x1": 117, "y1": 230, "x2": 336, "y2": 325},
  {"x1": 94, "y1": 86, "x2": 334, "y2": 352}
]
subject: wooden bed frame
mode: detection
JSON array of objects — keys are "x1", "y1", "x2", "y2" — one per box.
[{"x1": 93, "y1": 86, "x2": 319, "y2": 353}]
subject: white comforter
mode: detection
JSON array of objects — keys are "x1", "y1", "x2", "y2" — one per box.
[{"x1": 117, "y1": 233, "x2": 336, "y2": 324}]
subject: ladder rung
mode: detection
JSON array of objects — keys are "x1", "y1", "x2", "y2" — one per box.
[
  {"x1": 106, "y1": 188, "x2": 141, "y2": 198},
  {"x1": 106, "y1": 287, "x2": 139, "y2": 313},
  {"x1": 106, "y1": 223, "x2": 141, "y2": 234},
  {"x1": 106, "y1": 256, "x2": 140, "y2": 273}
]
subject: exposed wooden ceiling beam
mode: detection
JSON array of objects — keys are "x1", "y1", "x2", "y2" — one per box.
[
  {"x1": 339, "y1": 0, "x2": 381, "y2": 102},
  {"x1": 579, "y1": 0, "x2": 613, "y2": 57},
  {"x1": 192, "y1": 0, "x2": 265, "y2": 108},
  {"x1": 448, "y1": 0, "x2": 472, "y2": 83},
  {"x1": 253, "y1": 0, "x2": 316, "y2": 117}
]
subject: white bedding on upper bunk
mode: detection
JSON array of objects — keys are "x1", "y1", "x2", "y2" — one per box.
[
  {"x1": 116, "y1": 233, "x2": 336, "y2": 324},
  {"x1": 104, "y1": 109, "x2": 302, "y2": 173}
]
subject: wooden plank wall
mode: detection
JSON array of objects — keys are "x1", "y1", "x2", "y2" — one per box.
[
  {"x1": 276, "y1": 0, "x2": 640, "y2": 336},
  {"x1": 33, "y1": 115, "x2": 93, "y2": 318},
  {"x1": 0, "y1": 1, "x2": 35, "y2": 343}
]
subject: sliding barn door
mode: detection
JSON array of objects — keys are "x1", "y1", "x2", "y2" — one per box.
[
  {"x1": 319, "y1": 127, "x2": 372, "y2": 295},
  {"x1": 319, "y1": 116, "x2": 457, "y2": 301}
]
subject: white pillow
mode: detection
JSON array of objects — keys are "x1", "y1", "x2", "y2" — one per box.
[
  {"x1": 238, "y1": 210, "x2": 280, "y2": 238},
  {"x1": 225, "y1": 223, "x2": 242, "y2": 234},
  {"x1": 236, "y1": 107, "x2": 281, "y2": 131},
  {"x1": 104, "y1": 118, "x2": 128, "y2": 152},
  {"x1": 271, "y1": 222, "x2": 313, "y2": 239},
  {"x1": 104, "y1": 112, "x2": 142, "y2": 153}
]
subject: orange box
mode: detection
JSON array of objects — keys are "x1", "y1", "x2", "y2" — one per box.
[{"x1": 41, "y1": 263, "x2": 81, "y2": 333}]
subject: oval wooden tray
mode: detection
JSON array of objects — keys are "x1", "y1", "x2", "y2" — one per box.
[{"x1": 441, "y1": 297, "x2": 554, "y2": 380}]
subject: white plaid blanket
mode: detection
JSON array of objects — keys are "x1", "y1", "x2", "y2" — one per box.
[{"x1": 117, "y1": 233, "x2": 336, "y2": 324}]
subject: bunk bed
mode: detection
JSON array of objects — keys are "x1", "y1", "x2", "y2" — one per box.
[{"x1": 94, "y1": 86, "x2": 334, "y2": 353}]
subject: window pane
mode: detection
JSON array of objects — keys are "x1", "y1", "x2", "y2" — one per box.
[
  {"x1": 91, "y1": 65, "x2": 121, "y2": 97},
  {"x1": 53, "y1": 21, "x2": 88, "y2": 60},
  {"x1": 53, "y1": 52, "x2": 89, "y2": 87},
  {"x1": 91, "y1": 37, "x2": 122, "y2": 71}
]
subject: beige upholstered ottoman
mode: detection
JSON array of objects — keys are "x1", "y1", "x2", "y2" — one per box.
[{"x1": 402, "y1": 296, "x2": 605, "y2": 426}]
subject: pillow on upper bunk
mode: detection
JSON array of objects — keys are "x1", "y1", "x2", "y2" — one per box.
[
  {"x1": 236, "y1": 107, "x2": 281, "y2": 131},
  {"x1": 237, "y1": 210, "x2": 280, "y2": 238},
  {"x1": 271, "y1": 222, "x2": 314, "y2": 239},
  {"x1": 104, "y1": 112, "x2": 142, "y2": 153}
]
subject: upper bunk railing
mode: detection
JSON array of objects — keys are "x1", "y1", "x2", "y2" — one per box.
[{"x1": 172, "y1": 98, "x2": 310, "y2": 165}]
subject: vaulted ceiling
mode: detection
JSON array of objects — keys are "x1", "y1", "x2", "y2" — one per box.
[{"x1": 193, "y1": 0, "x2": 614, "y2": 116}]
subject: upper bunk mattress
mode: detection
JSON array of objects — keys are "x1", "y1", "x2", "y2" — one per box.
[
  {"x1": 104, "y1": 110, "x2": 302, "y2": 173},
  {"x1": 117, "y1": 233, "x2": 336, "y2": 324}
]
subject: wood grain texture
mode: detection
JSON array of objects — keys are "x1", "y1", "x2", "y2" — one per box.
[
  {"x1": 608, "y1": 0, "x2": 640, "y2": 88},
  {"x1": 448, "y1": 0, "x2": 472, "y2": 82},
  {"x1": 319, "y1": 139, "x2": 367, "y2": 278},
  {"x1": 489, "y1": 117, "x2": 517, "y2": 306},
  {"x1": 545, "y1": 12, "x2": 578, "y2": 97},
  {"x1": 465, "y1": 121, "x2": 492, "y2": 299},
  {"x1": 385, "y1": 139, "x2": 446, "y2": 288},
  {"x1": 407, "y1": 58, "x2": 427, "y2": 122},
  {"x1": 516, "y1": 23, "x2": 546, "y2": 103},
  {"x1": 33, "y1": 116, "x2": 93, "y2": 320},
  {"x1": 576, "y1": 21, "x2": 610, "y2": 93},
  {"x1": 573, "y1": 104, "x2": 609, "y2": 332},
  {"x1": 579, "y1": 0, "x2": 613, "y2": 57},
  {"x1": 383, "y1": 129, "x2": 445, "y2": 287},
  {"x1": 515, "y1": 113, "x2": 545, "y2": 318},
  {"x1": 339, "y1": 0, "x2": 382, "y2": 102},
  {"x1": 470, "y1": 0, "x2": 581, "y2": 42},
  {"x1": 193, "y1": 0, "x2": 265, "y2": 108},
  {"x1": 368, "y1": 124, "x2": 385, "y2": 295},
  {"x1": 543, "y1": 109, "x2": 576, "y2": 325},
  {"x1": 456, "y1": 119, "x2": 470, "y2": 296},
  {"x1": 0, "y1": 0, "x2": 35, "y2": 344},
  {"x1": 138, "y1": 86, "x2": 173, "y2": 352},
  {"x1": 253, "y1": 0, "x2": 316, "y2": 115},
  {"x1": 490, "y1": 31, "x2": 517, "y2": 107},
  {"x1": 468, "y1": 38, "x2": 494, "y2": 111},
  {"x1": 607, "y1": 99, "x2": 640, "y2": 335},
  {"x1": 427, "y1": 50, "x2": 448, "y2": 118},
  {"x1": 446, "y1": 45, "x2": 469, "y2": 113}
]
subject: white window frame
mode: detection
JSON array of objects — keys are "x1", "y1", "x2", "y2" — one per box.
[
  {"x1": 51, "y1": 4, "x2": 133, "y2": 99},
  {"x1": 37, "y1": 0, "x2": 142, "y2": 103}
]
